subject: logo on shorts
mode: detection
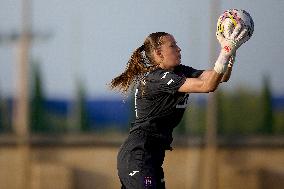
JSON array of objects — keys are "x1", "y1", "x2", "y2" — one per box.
[
  {"x1": 129, "y1": 170, "x2": 139, "y2": 177},
  {"x1": 144, "y1": 176, "x2": 152, "y2": 187}
]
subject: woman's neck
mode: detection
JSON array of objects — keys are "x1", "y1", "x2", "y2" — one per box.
[{"x1": 158, "y1": 63, "x2": 174, "y2": 71}]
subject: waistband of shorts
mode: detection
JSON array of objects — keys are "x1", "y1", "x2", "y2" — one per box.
[{"x1": 129, "y1": 129, "x2": 173, "y2": 151}]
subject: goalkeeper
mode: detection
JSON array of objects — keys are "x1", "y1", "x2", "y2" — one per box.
[{"x1": 110, "y1": 25, "x2": 249, "y2": 189}]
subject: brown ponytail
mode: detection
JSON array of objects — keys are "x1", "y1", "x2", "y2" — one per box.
[{"x1": 109, "y1": 32, "x2": 170, "y2": 94}]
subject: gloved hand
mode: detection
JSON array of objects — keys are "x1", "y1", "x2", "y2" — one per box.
[
  {"x1": 216, "y1": 24, "x2": 249, "y2": 56},
  {"x1": 214, "y1": 25, "x2": 243, "y2": 74}
]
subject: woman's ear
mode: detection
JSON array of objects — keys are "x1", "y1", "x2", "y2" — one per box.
[
  {"x1": 154, "y1": 49, "x2": 163, "y2": 60},
  {"x1": 152, "y1": 50, "x2": 160, "y2": 63}
]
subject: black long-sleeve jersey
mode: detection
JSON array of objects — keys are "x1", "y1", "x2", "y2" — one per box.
[{"x1": 130, "y1": 64, "x2": 203, "y2": 146}]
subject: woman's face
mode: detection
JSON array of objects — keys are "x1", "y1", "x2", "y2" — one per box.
[{"x1": 158, "y1": 35, "x2": 181, "y2": 70}]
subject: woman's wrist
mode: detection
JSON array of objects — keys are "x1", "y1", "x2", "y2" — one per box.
[
  {"x1": 220, "y1": 48, "x2": 234, "y2": 58},
  {"x1": 228, "y1": 62, "x2": 233, "y2": 68},
  {"x1": 213, "y1": 51, "x2": 230, "y2": 74}
]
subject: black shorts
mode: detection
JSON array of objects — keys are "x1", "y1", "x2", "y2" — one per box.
[{"x1": 117, "y1": 130, "x2": 167, "y2": 189}]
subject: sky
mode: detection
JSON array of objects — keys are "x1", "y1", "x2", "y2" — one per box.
[{"x1": 0, "y1": 0, "x2": 284, "y2": 99}]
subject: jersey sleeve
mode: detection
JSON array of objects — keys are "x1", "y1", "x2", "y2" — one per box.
[
  {"x1": 174, "y1": 64, "x2": 204, "y2": 78},
  {"x1": 151, "y1": 70, "x2": 186, "y2": 94}
]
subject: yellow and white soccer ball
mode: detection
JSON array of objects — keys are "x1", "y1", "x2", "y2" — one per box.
[{"x1": 217, "y1": 9, "x2": 254, "y2": 40}]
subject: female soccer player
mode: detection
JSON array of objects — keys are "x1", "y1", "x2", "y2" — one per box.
[{"x1": 110, "y1": 28, "x2": 247, "y2": 189}]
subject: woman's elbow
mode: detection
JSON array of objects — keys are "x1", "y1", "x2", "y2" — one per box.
[
  {"x1": 205, "y1": 85, "x2": 218, "y2": 93},
  {"x1": 210, "y1": 87, "x2": 218, "y2": 92}
]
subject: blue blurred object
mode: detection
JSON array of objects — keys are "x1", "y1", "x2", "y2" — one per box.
[
  {"x1": 3, "y1": 96, "x2": 284, "y2": 132},
  {"x1": 44, "y1": 98, "x2": 131, "y2": 130},
  {"x1": 86, "y1": 99, "x2": 131, "y2": 129},
  {"x1": 44, "y1": 99, "x2": 69, "y2": 115},
  {"x1": 272, "y1": 96, "x2": 284, "y2": 111}
]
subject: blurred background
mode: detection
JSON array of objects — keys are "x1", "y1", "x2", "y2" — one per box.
[{"x1": 0, "y1": 0, "x2": 284, "y2": 189}]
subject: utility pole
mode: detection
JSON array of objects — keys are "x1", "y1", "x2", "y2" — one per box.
[
  {"x1": 0, "y1": 2, "x2": 51, "y2": 188},
  {"x1": 13, "y1": 1, "x2": 32, "y2": 188},
  {"x1": 14, "y1": 0, "x2": 31, "y2": 139},
  {"x1": 201, "y1": 1, "x2": 220, "y2": 189}
]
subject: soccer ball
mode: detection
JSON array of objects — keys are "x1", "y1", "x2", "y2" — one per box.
[{"x1": 217, "y1": 9, "x2": 254, "y2": 40}]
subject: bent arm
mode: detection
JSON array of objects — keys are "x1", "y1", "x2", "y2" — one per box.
[
  {"x1": 178, "y1": 70, "x2": 223, "y2": 93},
  {"x1": 196, "y1": 65, "x2": 232, "y2": 83},
  {"x1": 178, "y1": 50, "x2": 230, "y2": 93}
]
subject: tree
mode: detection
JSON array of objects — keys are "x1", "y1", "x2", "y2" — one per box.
[
  {"x1": 0, "y1": 84, "x2": 11, "y2": 132},
  {"x1": 30, "y1": 62, "x2": 47, "y2": 132},
  {"x1": 216, "y1": 89, "x2": 225, "y2": 135},
  {"x1": 76, "y1": 80, "x2": 90, "y2": 132},
  {"x1": 259, "y1": 75, "x2": 274, "y2": 134},
  {"x1": 0, "y1": 89, "x2": 3, "y2": 132}
]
